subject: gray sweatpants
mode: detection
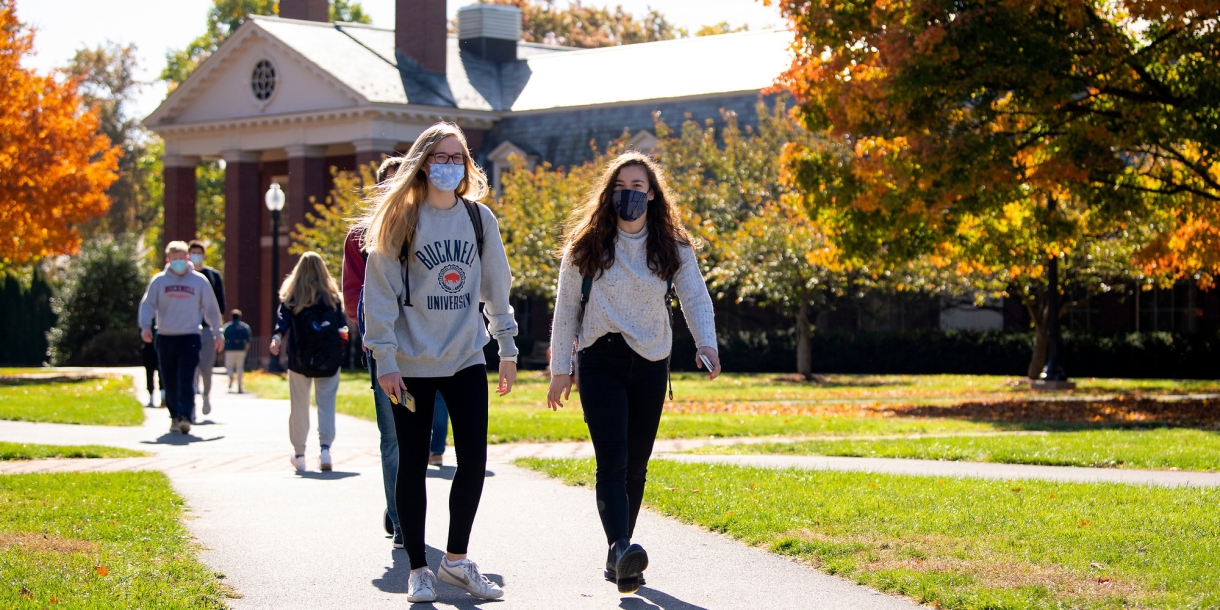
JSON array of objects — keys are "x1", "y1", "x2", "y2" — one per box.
[
  {"x1": 288, "y1": 369, "x2": 339, "y2": 456},
  {"x1": 196, "y1": 326, "x2": 217, "y2": 398}
]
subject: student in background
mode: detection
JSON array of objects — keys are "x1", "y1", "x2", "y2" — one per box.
[
  {"x1": 222, "y1": 309, "x2": 252, "y2": 393},
  {"x1": 269, "y1": 252, "x2": 347, "y2": 473},
  {"x1": 188, "y1": 240, "x2": 225, "y2": 418},
  {"x1": 139, "y1": 241, "x2": 223, "y2": 435},
  {"x1": 141, "y1": 319, "x2": 161, "y2": 408}
]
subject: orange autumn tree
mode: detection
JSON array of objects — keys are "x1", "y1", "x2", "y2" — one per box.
[
  {"x1": 0, "y1": 0, "x2": 119, "y2": 272},
  {"x1": 769, "y1": 0, "x2": 1219, "y2": 377}
]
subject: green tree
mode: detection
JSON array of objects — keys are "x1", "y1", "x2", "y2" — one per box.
[
  {"x1": 695, "y1": 22, "x2": 748, "y2": 37},
  {"x1": 478, "y1": 0, "x2": 686, "y2": 47},
  {"x1": 769, "y1": 0, "x2": 1214, "y2": 377},
  {"x1": 47, "y1": 239, "x2": 147, "y2": 366},
  {"x1": 331, "y1": 0, "x2": 371, "y2": 23},
  {"x1": 161, "y1": 0, "x2": 278, "y2": 90},
  {"x1": 290, "y1": 164, "x2": 377, "y2": 269},
  {"x1": 68, "y1": 42, "x2": 162, "y2": 239},
  {"x1": 0, "y1": 270, "x2": 56, "y2": 365},
  {"x1": 194, "y1": 160, "x2": 227, "y2": 274}
]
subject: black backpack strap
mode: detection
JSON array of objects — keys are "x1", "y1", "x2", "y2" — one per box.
[
  {"x1": 399, "y1": 240, "x2": 412, "y2": 308},
  {"x1": 463, "y1": 198, "x2": 485, "y2": 259},
  {"x1": 665, "y1": 276, "x2": 675, "y2": 401}
]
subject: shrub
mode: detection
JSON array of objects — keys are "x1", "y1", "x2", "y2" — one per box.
[{"x1": 46, "y1": 238, "x2": 147, "y2": 366}]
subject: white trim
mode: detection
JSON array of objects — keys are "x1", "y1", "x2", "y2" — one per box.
[
  {"x1": 148, "y1": 103, "x2": 499, "y2": 137},
  {"x1": 486, "y1": 140, "x2": 537, "y2": 192}
]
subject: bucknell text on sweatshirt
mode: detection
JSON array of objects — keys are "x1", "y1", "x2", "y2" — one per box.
[{"x1": 362, "y1": 199, "x2": 518, "y2": 378}]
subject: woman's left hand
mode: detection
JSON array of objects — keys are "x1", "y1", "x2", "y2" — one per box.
[
  {"x1": 695, "y1": 347, "x2": 721, "y2": 380},
  {"x1": 496, "y1": 360, "x2": 517, "y2": 396}
]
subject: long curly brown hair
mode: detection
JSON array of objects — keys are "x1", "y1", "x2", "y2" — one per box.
[{"x1": 563, "y1": 152, "x2": 697, "y2": 280}]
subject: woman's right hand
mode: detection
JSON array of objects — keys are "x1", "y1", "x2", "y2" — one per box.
[
  {"x1": 268, "y1": 337, "x2": 280, "y2": 356},
  {"x1": 546, "y1": 374, "x2": 573, "y2": 411},
  {"x1": 378, "y1": 372, "x2": 407, "y2": 404}
]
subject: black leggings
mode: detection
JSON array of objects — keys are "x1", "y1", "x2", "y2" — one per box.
[
  {"x1": 577, "y1": 333, "x2": 668, "y2": 545},
  {"x1": 393, "y1": 364, "x2": 489, "y2": 570}
]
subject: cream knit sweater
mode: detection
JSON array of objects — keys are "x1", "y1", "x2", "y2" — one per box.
[{"x1": 549, "y1": 227, "x2": 716, "y2": 374}]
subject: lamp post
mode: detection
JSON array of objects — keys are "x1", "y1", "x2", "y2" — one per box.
[{"x1": 265, "y1": 183, "x2": 285, "y2": 372}]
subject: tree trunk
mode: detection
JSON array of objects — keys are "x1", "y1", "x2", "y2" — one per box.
[
  {"x1": 796, "y1": 301, "x2": 812, "y2": 379},
  {"x1": 1027, "y1": 316, "x2": 1050, "y2": 379}
]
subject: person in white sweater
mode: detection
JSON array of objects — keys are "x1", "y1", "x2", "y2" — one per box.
[
  {"x1": 361, "y1": 122, "x2": 514, "y2": 604},
  {"x1": 547, "y1": 151, "x2": 721, "y2": 594}
]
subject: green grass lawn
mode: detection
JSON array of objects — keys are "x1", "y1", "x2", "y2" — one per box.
[
  {"x1": 0, "y1": 442, "x2": 149, "y2": 461},
  {"x1": 0, "y1": 377, "x2": 144, "y2": 426},
  {"x1": 0, "y1": 471, "x2": 231, "y2": 608},
  {"x1": 244, "y1": 370, "x2": 1220, "y2": 443},
  {"x1": 691, "y1": 428, "x2": 1220, "y2": 472},
  {"x1": 520, "y1": 458, "x2": 1220, "y2": 609}
]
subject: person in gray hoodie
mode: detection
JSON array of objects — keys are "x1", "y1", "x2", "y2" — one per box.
[
  {"x1": 362, "y1": 122, "x2": 515, "y2": 604},
  {"x1": 139, "y1": 240, "x2": 223, "y2": 435}
]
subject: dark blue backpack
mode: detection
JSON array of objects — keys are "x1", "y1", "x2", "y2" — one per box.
[{"x1": 290, "y1": 304, "x2": 345, "y2": 378}]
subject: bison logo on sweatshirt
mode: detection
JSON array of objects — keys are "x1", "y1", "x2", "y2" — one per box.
[{"x1": 437, "y1": 264, "x2": 466, "y2": 294}]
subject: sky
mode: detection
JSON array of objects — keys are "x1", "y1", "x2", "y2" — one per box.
[{"x1": 20, "y1": 0, "x2": 787, "y2": 121}]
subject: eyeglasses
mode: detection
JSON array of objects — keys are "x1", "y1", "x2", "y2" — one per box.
[{"x1": 428, "y1": 153, "x2": 465, "y2": 165}]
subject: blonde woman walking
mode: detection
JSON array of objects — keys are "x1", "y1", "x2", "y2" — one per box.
[
  {"x1": 362, "y1": 122, "x2": 517, "y2": 603},
  {"x1": 269, "y1": 252, "x2": 348, "y2": 473}
]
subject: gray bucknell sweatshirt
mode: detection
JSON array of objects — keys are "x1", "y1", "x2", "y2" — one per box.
[
  {"x1": 138, "y1": 263, "x2": 223, "y2": 335},
  {"x1": 363, "y1": 199, "x2": 518, "y2": 378}
]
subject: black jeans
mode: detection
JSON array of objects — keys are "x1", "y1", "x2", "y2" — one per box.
[
  {"x1": 155, "y1": 334, "x2": 200, "y2": 423},
  {"x1": 578, "y1": 333, "x2": 668, "y2": 545},
  {"x1": 392, "y1": 364, "x2": 489, "y2": 570}
]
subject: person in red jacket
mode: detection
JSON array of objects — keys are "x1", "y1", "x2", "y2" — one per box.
[{"x1": 342, "y1": 156, "x2": 450, "y2": 550}]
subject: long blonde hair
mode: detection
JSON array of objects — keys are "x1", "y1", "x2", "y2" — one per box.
[
  {"x1": 279, "y1": 252, "x2": 342, "y2": 313},
  {"x1": 361, "y1": 123, "x2": 489, "y2": 257}
]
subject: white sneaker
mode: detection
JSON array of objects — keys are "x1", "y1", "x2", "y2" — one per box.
[
  {"x1": 319, "y1": 448, "x2": 333, "y2": 472},
  {"x1": 170, "y1": 418, "x2": 179, "y2": 433},
  {"x1": 438, "y1": 558, "x2": 503, "y2": 599},
  {"x1": 290, "y1": 455, "x2": 306, "y2": 472},
  {"x1": 406, "y1": 567, "x2": 438, "y2": 603},
  {"x1": 202, "y1": 396, "x2": 211, "y2": 415}
]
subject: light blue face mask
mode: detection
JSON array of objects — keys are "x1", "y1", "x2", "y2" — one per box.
[
  {"x1": 169, "y1": 260, "x2": 188, "y2": 274},
  {"x1": 427, "y1": 163, "x2": 465, "y2": 192},
  {"x1": 189, "y1": 253, "x2": 204, "y2": 267}
]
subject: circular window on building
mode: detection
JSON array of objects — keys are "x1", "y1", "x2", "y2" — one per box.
[{"x1": 251, "y1": 59, "x2": 277, "y2": 101}]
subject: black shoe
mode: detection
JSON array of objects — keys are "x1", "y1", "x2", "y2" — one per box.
[{"x1": 605, "y1": 539, "x2": 648, "y2": 594}]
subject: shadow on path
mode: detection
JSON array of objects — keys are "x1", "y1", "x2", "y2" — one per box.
[
  {"x1": 373, "y1": 545, "x2": 505, "y2": 608},
  {"x1": 425, "y1": 465, "x2": 497, "y2": 481},
  {"x1": 627, "y1": 587, "x2": 710, "y2": 610},
  {"x1": 295, "y1": 470, "x2": 360, "y2": 480},
  {"x1": 141, "y1": 433, "x2": 226, "y2": 445}
]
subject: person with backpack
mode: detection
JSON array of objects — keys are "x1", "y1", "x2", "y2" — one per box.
[
  {"x1": 188, "y1": 240, "x2": 225, "y2": 418},
  {"x1": 269, "y1": 252, "x2": 348, "y2": 473},
  {"x1": 362, "y1": 122, "x2": 516, "y2": 603},
  {"x1": 221, "y1": 309, "x2": 252, "y2": 393},
  {"x1": 546, "y1": 152, "x2": 721, "y2": 595},
  {"x1": 341, "y1": 156, "x2": 452, "y2": 552},
  {"x1": 139, "y1": 240, "x2": 224, "y2": 435}
]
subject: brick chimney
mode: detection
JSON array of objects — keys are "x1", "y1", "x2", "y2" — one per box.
[
  {"x1": 280, "y1": 0, "x2": 329, "y2": 22},
  {"x1": 397, "y1": 0, "x2": 448, "y2": 74}
]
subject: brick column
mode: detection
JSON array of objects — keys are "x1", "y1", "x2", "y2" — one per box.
[
  {"x1": 222, "y1": 151, "x2": 264, "y2": 336},
  {"x1": 162, "y1": 155, "x2": 200, "y2": 246},
  {"x1": 354, "y1": 138, "x2": 398, "y2": 170},
  {"x1": 285, "y1": 145, "x2": 327, "y2": 269}
]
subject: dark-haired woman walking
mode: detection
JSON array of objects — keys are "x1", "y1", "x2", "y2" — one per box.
[{"x1": 547, "y1": 151, "x2": 720, "y2": 594}]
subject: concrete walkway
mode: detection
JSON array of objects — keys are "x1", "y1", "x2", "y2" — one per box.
[
  {"x1": 0, "y1": 369, "x2": 921, "y2": 610},
  {"x1": 662, "y1": 454, "x2": 1220, "y2": 488}
]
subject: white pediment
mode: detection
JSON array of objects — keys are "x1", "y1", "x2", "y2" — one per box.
[{"x1": 147, "y1": 20, "x2": 364, "y2": 126}]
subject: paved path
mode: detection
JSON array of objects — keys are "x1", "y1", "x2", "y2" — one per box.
[
  {"x1": 0, "y1": 369, "x2": 920, "y2": 610},
  {"x1": 662, "y1": 454, "x2": 1220, "y2": 488}
]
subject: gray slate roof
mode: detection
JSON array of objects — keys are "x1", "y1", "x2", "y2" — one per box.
[{"x1": 248, "y1": 15, "x2": 791, "y2": 113}]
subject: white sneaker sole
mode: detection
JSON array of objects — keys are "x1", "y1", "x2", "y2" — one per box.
[{"x1": 406, "y1": 592, "x2": 437, "y2": 603}]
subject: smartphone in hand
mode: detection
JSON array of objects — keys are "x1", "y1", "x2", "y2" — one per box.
[{"x1": 698, "y1": 353, "x2": 714, "y2": 372}]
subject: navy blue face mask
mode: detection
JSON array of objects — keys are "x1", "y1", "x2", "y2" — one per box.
[{"x1": 612, "y1": 189, "x2": 649, "y2": 221}]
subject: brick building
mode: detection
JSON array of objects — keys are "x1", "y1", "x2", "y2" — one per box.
[{"x1": 144, "y1": 0, "x2": 791, "y2": 348}]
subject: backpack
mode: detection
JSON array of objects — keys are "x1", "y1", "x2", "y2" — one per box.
[
  {"x1": 290, "y1": 304, "x2": 346, "y2": 377},
  {"x1": 357, "y1": 198, "x2": 485, "y2": 340}
]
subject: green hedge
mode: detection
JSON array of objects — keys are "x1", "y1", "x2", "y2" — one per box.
[
  {"x1": 672, "y1": 329, "x2": 1220, "y2": 379},
  {"x1": 0, "y1": 271, "x2": 57, "y2": 366}
]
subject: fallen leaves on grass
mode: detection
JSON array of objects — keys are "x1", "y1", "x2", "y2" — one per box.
[
  {"x1": 663, "y1": 397, "x2": 1220, "y2": 425},
  {"x1": 94, "y1": 565, "x2": 108, "y2": 577}
]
